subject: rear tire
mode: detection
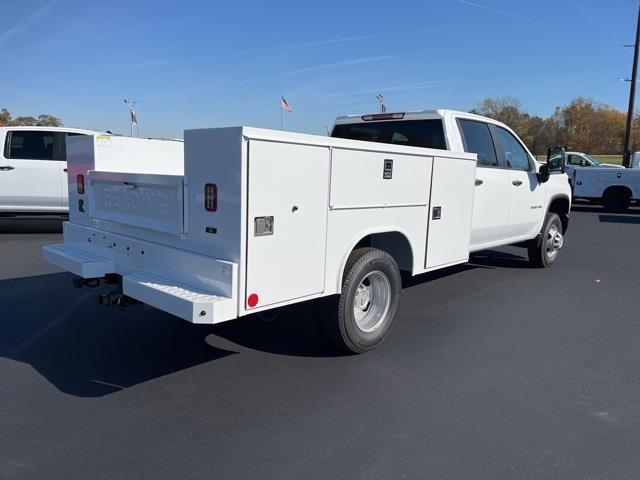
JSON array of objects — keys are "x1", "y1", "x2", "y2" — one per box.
[
  {"x1": 602, "y1": 189, "x2": 630, "y2": 211},
  {"x1": 322, "y1": 248, "x2": 401, "y2": 354},
  {"x1": 528, "y1": 213, "x2": 564, "y2": 268}
]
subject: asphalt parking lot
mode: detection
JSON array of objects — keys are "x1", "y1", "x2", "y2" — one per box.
[{"x1": 1, "y1": 205, "x2": 640, "y2": 480}]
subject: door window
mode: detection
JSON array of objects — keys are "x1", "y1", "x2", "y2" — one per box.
[
  {"x1": 458, "y1": 119, "x2": 498, "y2": 167},
  {"x1": 492, "y1": 127, "x2": 531, "y2": 171},
  {"x1": 567, "y1": 154, "x2": 586, "y2": 166},
  {"x1": 5, "y1": 131, "x2": 60, "y2": 160}
]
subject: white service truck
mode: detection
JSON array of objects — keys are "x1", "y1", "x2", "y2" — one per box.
[
  {"x1": 43, "y1": 110, "x2": 571, "y2": 353},
  {"x1": 572, "y1": 166, "x2": 640, "y2": 210}
]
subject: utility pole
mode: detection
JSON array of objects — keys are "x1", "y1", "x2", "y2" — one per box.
[{"x1": 623, "y1": 5, "x2": 640, "y2": 168}]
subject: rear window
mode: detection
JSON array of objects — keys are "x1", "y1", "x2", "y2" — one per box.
[{"x1": 331, "y1": 119, "x2": 447, "y2": 150}]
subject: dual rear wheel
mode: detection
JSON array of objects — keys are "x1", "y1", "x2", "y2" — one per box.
[{"x1": 322, "y1": 248, "x2": 401, "y2": 354}]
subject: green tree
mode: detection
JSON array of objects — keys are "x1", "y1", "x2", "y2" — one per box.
[
  {"x1": 0, "y1": 108, "x2": 10, "y2": 126},
  {"x1": 0, "y1": 108, "x2": 63, "y2": 127},
  {"x1": 471, "y1": 96, "x2": 628, "y2": 155}
]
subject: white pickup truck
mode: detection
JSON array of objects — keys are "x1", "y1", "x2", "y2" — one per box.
[
  {"x1": 0, "y1": 126, "x2": 183, "y2": 215},
  {"x1": 0, "y1": 126, "x2": 96, "y2": 214},
  {"x1": 43, "y1": 110, "x2": 571, "y2": 353}
]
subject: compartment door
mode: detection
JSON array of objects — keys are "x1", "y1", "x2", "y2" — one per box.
[
  {"x1": 425, "y1": 157, "x2": 476, "y2": 269},
  {"x1": 245, "y1": 140, "x2": 330, "y2": 309}
]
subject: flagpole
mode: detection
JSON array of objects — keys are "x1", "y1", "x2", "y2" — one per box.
[{"x1": 280, "y1": 95, "x2": 283, "y2": 131}]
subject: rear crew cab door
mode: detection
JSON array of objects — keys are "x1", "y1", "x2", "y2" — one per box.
[
  {"x1": 245, "y1": 140, "x2": 330, "y2": 310},
  {"x1": 457, "y1": 118, "x2": 511, "y2": 249},
  {"x1": 489, "y1": 125, "x2": 545, "y2": 239},
  {"x1": 1, "y1": 130, "x2": 63, "y2": 209}
]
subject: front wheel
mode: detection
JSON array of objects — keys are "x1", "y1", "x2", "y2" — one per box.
[
  {"x1": 323, "y1": 248, "x2": 401, "y2": 354},
  {"x1": 527, "y1": 213, "x2": 564, "y2": 268}
]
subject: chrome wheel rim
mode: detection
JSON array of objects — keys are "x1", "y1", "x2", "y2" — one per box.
[
  {"x1": 546, "y1": 224, "x2": 563, "y2": 260},
  {"x1": 353, "y1": 271, "x2": 391, "y2": 333}
]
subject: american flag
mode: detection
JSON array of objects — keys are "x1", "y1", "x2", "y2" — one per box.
[{"x1": 281, "y1": 96, "x2": 293, "y2": 112}]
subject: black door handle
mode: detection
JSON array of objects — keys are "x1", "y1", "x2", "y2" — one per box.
[
  {"x1": 63, "y1": 168, "x2": 68, "y2": 172},
  {"x1": 475, "y1": 179, "x2": 483, "y2": 186},
  {"x1": 512, "y1": 180, "x2": 523, "y2": 186},
  {"x1": 0, "y1": 166, "x2": 15, "y2": 171}
]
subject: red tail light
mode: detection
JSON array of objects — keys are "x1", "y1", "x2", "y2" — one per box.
[
  {"x1": 77, "y1": 174, "x2": 85, "y2": 194},
  {"x1": 204, "y1": 183, "x2": 217, "y2": 212}
]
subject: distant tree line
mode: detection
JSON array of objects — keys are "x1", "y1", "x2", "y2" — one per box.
[
  {"x1": 1, "y1": 98, "x2": 635, "y2": 154},
  {"x1": 0, "y1": 108, "x2": 62, "y2": 127},
  {"x1": 470, "y1": 97, "x2": 638, "y2": 155}
]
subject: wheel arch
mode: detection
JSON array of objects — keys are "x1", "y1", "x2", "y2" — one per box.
[
  {"x1": 548, "y1": 194, "x2": 571, "y2": 233},
  {"x1": 602, "y1": 184, "x2": 633, "y2": 199},
  {"x1": 335, "y1": 229, "x2": 414, "y2": 293}
]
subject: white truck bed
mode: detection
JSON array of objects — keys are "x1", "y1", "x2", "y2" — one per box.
[{"x1": 44, "y1": 127, "x2": 476, "y2": 324}]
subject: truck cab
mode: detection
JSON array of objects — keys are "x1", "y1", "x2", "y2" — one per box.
[
  {"x1": 331, "y1": 110, "x2": 571, "y2": 253},
  {"x1": 0, "y1": 126, "x2": 98, "y2": 214}
]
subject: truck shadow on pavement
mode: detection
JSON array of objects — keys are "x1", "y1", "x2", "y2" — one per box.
[
  {"x1": 0, "y1": 272, "x2": 349, "y2": 398},
  {"x1": 0, "y1": 273, "x2": 237, "y2": 397},
  {"x1": 598, "y1": 214, "x2": 640, "y2": 224},
  {"x1": 0, "y1": 217, "x2": 65, "y2": 234},
  {"x1": 0, "y1": 253, "x2": 521, "y2": 398},
  {"x1": 468, "y1": 250, "x2": 532, "y2": 269},
  {"x1": 571, "y1": 205, "x2": 640, "y2": 215}
]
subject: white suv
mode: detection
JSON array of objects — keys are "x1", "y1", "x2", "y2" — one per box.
[{"x1": 0, "y1": 126, "x2": 98, "y2": 214}]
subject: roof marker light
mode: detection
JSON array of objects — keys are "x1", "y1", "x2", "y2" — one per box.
[{"x1": 361, "y1": 113, "x2": 405, "y2": 121}]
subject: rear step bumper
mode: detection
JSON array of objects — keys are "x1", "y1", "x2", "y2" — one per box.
[
  {"x1": 43, "y1": 226, "x2": 238, "y2": 324},
  {"x1": 43, "y1": 243, "x2": 115, "y2": 278},
  {"x1": 123, "y1": 271, "x2": 236, "y2": 323}
]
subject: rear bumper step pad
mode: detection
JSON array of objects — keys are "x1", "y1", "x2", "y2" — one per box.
[
  {"x1": 43, "y1": 243, "x2": 115, "y2": 278},
  {"x1": 123, "y1": 271, "x2": 235, "y2": 324}
]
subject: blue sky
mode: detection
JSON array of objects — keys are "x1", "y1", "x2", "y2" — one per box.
[{"x1": 2, "y1": 0, "x2": 639, "y2": 137}]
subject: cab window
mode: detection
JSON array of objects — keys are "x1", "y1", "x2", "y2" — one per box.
[
  {"x1": 331, "y1": 119, "x2": 447, "y2": 150},
  {"x1": 567, "y1": 154, "x2": 584, "y2": 166},
  {"x1": 458, "y1": 119, "x2": 498, "y2": 167},
  {"x1": 491, "y1": 127, "x2": 531, "y2": 171},
  {"x1": 5, "y1": 131, "x2": 59, "y2": 160},
  {"x1": 4, "y1": 131, "x2": 87, "y2": 161}
]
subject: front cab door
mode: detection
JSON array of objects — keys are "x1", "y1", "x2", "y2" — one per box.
[
  {"x1": 458, "y1": 119, "x2": 511, "y2": 250},
  {"x1": 490, "y1": 125, "x2": 546, "y2": 240}
]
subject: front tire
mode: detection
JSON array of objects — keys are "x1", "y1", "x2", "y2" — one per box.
[
  {"x1": 527, "y1": 213, "x2": 564, "y2": 268},
  {"x1": 323, "y1": 248, "x2": 401, "y2": 354}
]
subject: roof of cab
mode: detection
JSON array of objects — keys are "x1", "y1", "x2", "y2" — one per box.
[
  {"x1": 334, "y1": 109, "x2": 500, "y2": 124},
  {"x1": 332, "y1": 108, "x2": 515, "y2": 133},
  {"x1": 0, "y1": 125, "x2": 105, "y2": 135}
]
